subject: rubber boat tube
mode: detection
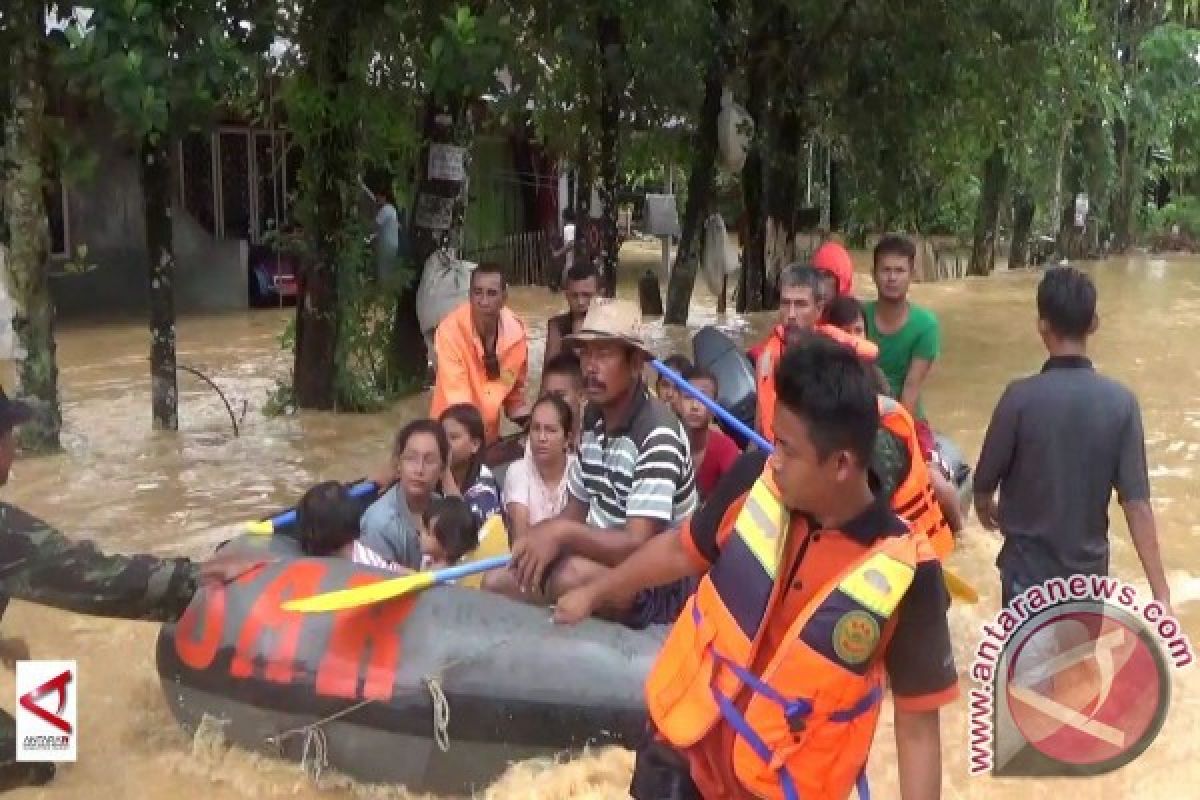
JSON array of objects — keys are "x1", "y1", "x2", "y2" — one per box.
[{"x1": 156, "y1": 534, "x2": 664, "y2": 793}]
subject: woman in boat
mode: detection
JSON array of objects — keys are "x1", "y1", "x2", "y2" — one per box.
[
  {"x1": 361, "y1": 419, "x2": 449, "y2": 568},
  {"x1": 438, "y1": 403, "x2": 503, "y2": 530},
  {"x1": 502, "y1": 394, "x2": 576, "y2": 544}
]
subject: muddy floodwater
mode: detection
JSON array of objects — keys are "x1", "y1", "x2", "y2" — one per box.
[{"x1": 2, "y1": 242, "x2": 1199, "y2": 798}]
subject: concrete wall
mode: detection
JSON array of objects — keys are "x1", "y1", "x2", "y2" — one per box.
[{"x1": 48, "y1": 122, "x2": 248, "y2": 318}]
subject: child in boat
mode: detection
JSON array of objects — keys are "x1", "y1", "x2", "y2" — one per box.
[
  {"x1": 826, "y1": 293, "x2": 867, "y2": 338},
  {"x1": 297, "y1": 480, "x2": 405, "y2": 571},
  {"x1": 420, "y1": 496, "x2": 479, "y2": 570},
  {"x1": 438, "y1": 403, "x2": 503, "y2": 531},
  {"x1": 655, "y1": 354, "x2": 692, "y2": 409},
  {"x1": 673, "y1": 365, "x2": 740, "y2": 501},
  {"x1": 828, "y1": 295, "x2": 891, "y2": 394}
]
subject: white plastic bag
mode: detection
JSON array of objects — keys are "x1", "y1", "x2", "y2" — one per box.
[
  {"x1": 701, "y1": 213, "x2": 739, "y2": 296},
  {"x1": 717, "y1": 89, "x2": 754, "y2": 174},
  {"x1": 416, "y1": 250, "x2": 475, "y2": 358}
]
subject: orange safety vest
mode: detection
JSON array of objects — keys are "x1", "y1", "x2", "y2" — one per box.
[
  {"x1": 645, "y1": 469, "x2": 937, "y2": 800},
  {"x1": 755, "y1": 327, "x2": 878, "y2": 444},
  {"x1": 878, "y1": 397, "x2": 954, "y2": 560}
]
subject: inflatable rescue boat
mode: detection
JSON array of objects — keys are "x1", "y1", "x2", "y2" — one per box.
[{"x1": 156, "y1": 531, "x2": 663, "y2": 793}]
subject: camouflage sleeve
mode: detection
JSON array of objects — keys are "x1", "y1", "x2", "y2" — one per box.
[
  {"x1": 871, "y1": 427, "x2": 912, "y2": 502},
  {"x1": 0, "y1": 503, "x2": 200, "y2": 624}
]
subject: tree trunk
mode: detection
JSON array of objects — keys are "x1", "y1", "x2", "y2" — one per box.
[
  {"x1": 967, "y1": 147, "x2": 1008, "y2": 277},
  {"x1": 140, "y1": 136, "x2": 179, "y2": 430},
  {"x1": 1109, "y1": 116, "x2": 1140, "y2": 253},
  {"x1": 572, "y1": 54, "x2": 596, "y2": 270},
  {"x1": 596, "y1": 13, "x2": 623, "y2": 297},
  {"x1": 664, "y1": 0, "x2": 733, "y2": 325},
  {"x1": 1009, "y1": 190, "x2": 1035, "y2": 269},
  {"x1": 762, "y1": 8, "x2": 802, "y2": 307},
  {"x1": 292, "y1": 6, "x2": 358, "y2": 410},
  {"x1": 2, "y1": 1, "x2": 62, "y2": 451},
  {"x1": 391, "y1": 96, "x2": 471, "y2": 381},
  {"x1": 738, "y1": 0, "x2": 770, "y2": 313}
]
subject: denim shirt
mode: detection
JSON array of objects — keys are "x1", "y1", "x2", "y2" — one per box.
[{"x1": 358, "y1": 486, "x2": 423, "y2": 569}]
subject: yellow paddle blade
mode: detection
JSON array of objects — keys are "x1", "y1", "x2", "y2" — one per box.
[
  {"x1": 245, "y1": 520, "x2": 274, "y2": 535},
  {"x1": 281, "y1": 571, "x2": 436, "y2": 613},
  {"x1": 944, "y1": 567, "x2": 980, "y2": 604}
]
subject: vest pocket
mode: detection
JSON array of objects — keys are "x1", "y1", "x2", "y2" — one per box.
[{"x1": 645, "y1": 599, "x2": 722, "y2": 747}]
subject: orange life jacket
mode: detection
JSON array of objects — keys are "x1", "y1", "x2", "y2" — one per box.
[
  {"x1": 755, "y1": 327, "x2": 878, "y2": 444},
  {"x1": 645, "y1": 468, "x2": 937, "y2": 800},
  {"x1": 878, "y1": 397, "x2": 954, "y2": 560}
]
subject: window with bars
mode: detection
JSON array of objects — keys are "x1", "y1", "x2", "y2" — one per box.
[{"x1": 177, "y1": 127, "x2": 295, "y2": 244}]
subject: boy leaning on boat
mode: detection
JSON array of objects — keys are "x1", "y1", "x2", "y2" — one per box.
[{"x1": 556, "y1": 335, "x2": 957, "y2": 800}]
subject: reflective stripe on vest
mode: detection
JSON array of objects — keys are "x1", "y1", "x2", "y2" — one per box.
[
  {"x1": 878, "y1": 397, "x2": 954, "y2": 560},
  {"x1": 645, "y1": 468, "x2": 933, "y2": 800}
]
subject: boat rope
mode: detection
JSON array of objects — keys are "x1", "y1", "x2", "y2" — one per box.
[
  {"x1": 424, "y1": 676, "x2": 451, "y2": 752},
  {"x1": 265, "y1": 698, "x2": 373, "y2": 783},
  {"x1": 263, "y1": 634, "x2": 517, "y2": 783}
]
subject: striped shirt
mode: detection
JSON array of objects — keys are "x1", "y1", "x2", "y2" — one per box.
[
  {"x1": 567, "y1": 383, "x2": 698, "y2": 529},
  {"x1": 346, "y1": 540, "x2": 405, "y2": 572}
]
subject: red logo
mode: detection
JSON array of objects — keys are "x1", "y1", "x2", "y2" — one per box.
[
  {"x1": 19, "y1": 669, "x2": 74, "y2": 735},
  {"x1": 1003, "y1": 607, "x2": 1168, "y2": 772}
]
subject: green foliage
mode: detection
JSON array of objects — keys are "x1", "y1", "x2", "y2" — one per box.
[
  {"x1": 56, "y1": 1, "x2": 267, "y2": 144},
  {"x1": 1145, "y1": 196, "x2": 1200, "y2": 239}
]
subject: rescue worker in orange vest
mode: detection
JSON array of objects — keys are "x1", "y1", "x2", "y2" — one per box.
[
  {"x1": 878, "y1": 396, "x2": 962, "y2": 558},
  {"x1": 748, "y1": 266, "x2": 877, "y2": 444},
  {"x1": 556, "y1": 335, "x2": 959, "y2": 800},
  {"x1": 430, "y1": 263, "x2": 532, "y2": 444}
]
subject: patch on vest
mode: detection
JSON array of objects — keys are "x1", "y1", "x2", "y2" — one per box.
[{"x1": 832, "y1": 610, "x2": 881, "y2": 666}]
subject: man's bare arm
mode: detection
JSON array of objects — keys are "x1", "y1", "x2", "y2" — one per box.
[
  {"x1": 900, "y1": 358, "x2": 935, "y2": 417},
  {"x1": 1123, "y1": 499, "x2": 1172, "y2": 611},
  {"x1": 560, "y1": 516, "x2": 666, "y2": 567},
  {"x1": 554, "y1": 528, "x2": 703, "y2": 624},
  {"x1": 895, "y1": 707, "x2": 942, "y2": 800}
]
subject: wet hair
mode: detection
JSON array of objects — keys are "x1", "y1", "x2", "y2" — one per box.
[
  {"x1": 564, "y1": 263, "x2": 599, "y2": 285},
  {"x1": 439, "y1": 403, "x2": 486, "y2": 482},
  {"x1": 661, "y1": 354, "x2": 692, "y2": 375},
  {"x1": 423, "y1": 497, "x2": 478, "y2": 565},
  {"x1": 392, "y1": 418, "x2": 449, "y2": 465},
  {"x1": 873, "y1": 234, "x2": 916, "y2": 270},
  {"x1": 779, "y1": 264, "x2": 822, "y2": 297},
  {"x1": 1037, "y1": 266, "x2": 1096, "y2": 340},
  {"x1": 543, "y1": 351, "x2": 583, "y2": 389},
  {"x1": 471, "y1": 262, "x2": 507, "y2": 290},
  {"x1": 658, "y1": 355, "x2": 693, "y2": 391},
  {"x1": 774, "y1": 333, "x2": 879, "y2": 466},
  {"x1": 297, "y1": 481, "x2": 364, "y2": 557},
  {"x1": 827, "y1": 295, "x2": 866, "y2": 329},
  {"x1": 533, "y1": 393, "x2": 574, "y2": 436},
  {"x1": 681, "y1": 364, "x2": 719, "y2": 396}
]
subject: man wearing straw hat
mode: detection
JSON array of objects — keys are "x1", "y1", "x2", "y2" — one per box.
[{"x1": 496, "y1": 299, "x2": 698, "y2": 628}]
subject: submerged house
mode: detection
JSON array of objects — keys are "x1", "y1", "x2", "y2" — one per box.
[{"x1": 37, "y1": 93, "x2": 560, "y2": 319}]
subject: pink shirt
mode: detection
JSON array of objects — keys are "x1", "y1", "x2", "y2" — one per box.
[{"x1": 503, "y1": 453, "x2": 575, "y2": 525}]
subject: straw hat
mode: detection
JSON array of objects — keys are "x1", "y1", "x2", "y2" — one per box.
[{"x1": 563, "y1": 299, "x2": 652, "y2": 355}]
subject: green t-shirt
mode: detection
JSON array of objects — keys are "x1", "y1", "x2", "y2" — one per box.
[{"x1": 865, "y1": 301, "x2": 941, "y2": 420}]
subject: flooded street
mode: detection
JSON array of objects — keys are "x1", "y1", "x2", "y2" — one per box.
[{"x1": 2, "y1": 242, "x2": 1199, "y2": 798}]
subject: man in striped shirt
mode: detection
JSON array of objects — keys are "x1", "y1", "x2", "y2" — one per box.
[{"x1": 505, "y1": 300, "x2": 698, "y2": 628}]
